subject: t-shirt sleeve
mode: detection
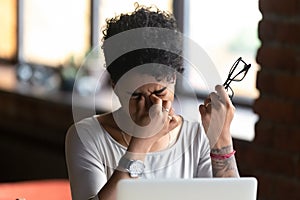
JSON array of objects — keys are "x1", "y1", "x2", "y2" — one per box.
[{"x1": 65, "y1": 123, "x2": 106, "y2": 200}]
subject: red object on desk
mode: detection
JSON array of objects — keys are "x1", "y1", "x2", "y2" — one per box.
[{"x1": 0, "y1": 179, "x2": 71, "y2": 200}]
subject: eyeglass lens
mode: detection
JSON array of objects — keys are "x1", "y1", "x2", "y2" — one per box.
[{"x1": 223, "y1": 57, "x2": 251, "y2": 99}]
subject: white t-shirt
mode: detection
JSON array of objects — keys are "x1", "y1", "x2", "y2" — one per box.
[{"x1": 65, "y1": 115, "x2": 212, "y2": 200}]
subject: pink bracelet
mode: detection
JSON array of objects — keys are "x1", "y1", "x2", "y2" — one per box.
[{"x1": 210, "y1": 150, "x2": 236, "y2": 160}]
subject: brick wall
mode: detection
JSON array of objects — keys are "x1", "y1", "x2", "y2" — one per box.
[{"x1": 234, "y1": 0, "x2": 300, "y2": 199}]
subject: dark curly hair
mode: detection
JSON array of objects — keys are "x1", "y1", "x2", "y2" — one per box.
[{"x1": 101, "y1": 3, "x2": 184, "y2": 84}]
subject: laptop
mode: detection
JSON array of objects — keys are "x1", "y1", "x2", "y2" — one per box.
[{"x1": 117, "y1": 177, "x2": 257, "y2": 200}]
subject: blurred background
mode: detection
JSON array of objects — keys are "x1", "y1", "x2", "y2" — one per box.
[{"x1": 0, "y1": 0, "x2": 299, "y2": 199}]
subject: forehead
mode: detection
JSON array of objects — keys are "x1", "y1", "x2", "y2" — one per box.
[{"x1": 115, "y1": 72, "x2": 172, "y2": 92}]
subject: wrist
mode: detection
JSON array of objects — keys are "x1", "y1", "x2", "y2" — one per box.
[
  {"x1": 212, "y1": 130, "x2": 233, "y2": 149},
  {"x1": 117, "y1": 155, "x2": 145, "y2": 178},
  {"x1": 211, "y1": 145, "x2": 234, "y2": 155},
  {"x1": 210, "y1": 150, "x2": 236, "y2": 160},
  {"x1": 210, "y1": 145, "x2": 236, "y2": 160}
]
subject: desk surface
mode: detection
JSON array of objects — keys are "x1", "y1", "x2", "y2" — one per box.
[{"x1": 0, "y1": 179, "x2": 71, "y2": 200}]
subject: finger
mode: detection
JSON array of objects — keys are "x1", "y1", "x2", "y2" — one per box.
[
  {"x1": 150, "y1": 93, "x2": 163, "y2": 105},
  {"x1": 161, "y1": 106, "x2": 174, "y2": 122},
  {"x1": 199, "y1": 104, "x2": 210, "y2": 133},
  {"x1": 149, "y1": 94, "x2": 163, "y2": 116},
  {"x1": 199, "y1": 104, "x2": 207, "y2": 117},
  {"x1": 162, "y1": 100, "x2": 173, "y2": 122},
  {"x1": 210, "y1": 92, "x2": 223, "y2": 109},
  {"x1": 215, "y1": 85, "x2": 231, "y2": 105},
  {"x1": 203, "y1": 97, "x2": 211, "y2": 107},
  {"x1": 162, "y1": 100, "x2": 172, "y2": 113},
  {"x1": 149, "y1": 95, "x2": 172, "y2": 126},
  {"x1": 210, "y1": 92, "x2": 220, "y2": 102},
  {"x1": 168, "y1": 107, "x2": 175, "y2": 116},
  {"x1": 215, "y1": 85, "x2": 236, "y2": 117}
]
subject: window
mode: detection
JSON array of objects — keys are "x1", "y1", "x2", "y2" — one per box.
[
  {"x1": 180, "y1": 0, "x2": 261, "y2": 141},
  {"x1": 0, "y1": 0, "x2": 172, "y2": 66},
  {"x1": 0, "y1": 0, "x2": 17, "y2": 61},
  {"x1": 22, "y1": 0, "x2": 91, "y2": 67},
  {"x1": 95, "y1": 0, "x2": 173, "y2": 47},
  {"x1": 183, "y1": 0, "x2": 261, "y2": 103}
]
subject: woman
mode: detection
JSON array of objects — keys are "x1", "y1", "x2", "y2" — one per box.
[{"x1": 66, "y1": 4, "x2": 239, "y2": 200}]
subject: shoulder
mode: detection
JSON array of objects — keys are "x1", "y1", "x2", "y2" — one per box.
[
  {"x1": 66, "y1": 116, "x2": 104, "y2": 147},
  {"x1": 180, "y1": 118, "x2": 208, "y2": 144},
  {"x1": 67, "y1": 116, "x2": 99, "y2": 134},
  {"x1": 181, "y1": 118, "x2": 202, "y2": 134}
]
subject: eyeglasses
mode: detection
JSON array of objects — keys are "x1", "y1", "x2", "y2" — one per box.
[{"x1": 223, "y1": 57, "x2": 251, "y2": 100}]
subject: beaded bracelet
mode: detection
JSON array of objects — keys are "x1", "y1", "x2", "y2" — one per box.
[{"x1": 210, "y1": 150, "x2": 236, "y2": 160}]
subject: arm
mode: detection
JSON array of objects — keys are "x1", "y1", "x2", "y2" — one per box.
[
  {"x1": 199, "y1": 85, "x2": 239, "y2": 178},
  {"x1": 210, "y1": 145, "x2": 239, "y2": 177},
  {"x1": 98, "y1": 133, "x2": 180, "y2": 199},
  {"x1": 98, "y1": 96, "x2": 179, "y2": 199},
  {"x1": 66, "y1": 124, "x2": 142, "y2": 200},
  {"x1": 66, "y1": 97, "x2": 178, "y2": 200},
  {"x1": 65, "y1": 124, "x2": 108, "y2": 200},
  {"x1": 96, "y1": 165, "x2": 131, "y2": 200}
]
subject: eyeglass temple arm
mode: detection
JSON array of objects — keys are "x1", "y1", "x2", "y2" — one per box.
[{"x1": 223, "y1": 78, "x2": 231, "y2": 89}]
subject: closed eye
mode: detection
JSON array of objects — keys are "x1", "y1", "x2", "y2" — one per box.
[
  {"x1": 129, "y1": 92, "x2": 142, "y2": 100},
  {"x1": 127, "y1": 87, "x2": 167, "y2": 100},
  {"x1": 152, "y1": 87, "x2": 167, "y2": 96}
]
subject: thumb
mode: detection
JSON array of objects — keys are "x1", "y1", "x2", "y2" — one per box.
[{"x1": 150, "y1": 94, "x2": 162, "y2": 105}]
